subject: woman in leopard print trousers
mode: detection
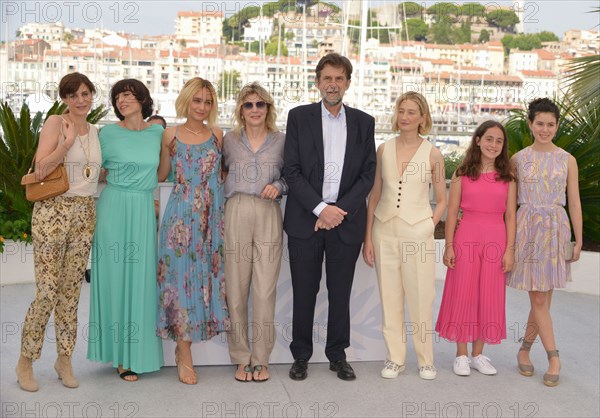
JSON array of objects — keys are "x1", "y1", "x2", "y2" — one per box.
[{"x1": 16, "y1": 73, "x2": 102, "y2": 392}]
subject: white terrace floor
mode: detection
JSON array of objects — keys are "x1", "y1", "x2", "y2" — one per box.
[{"x1": 1, "y1": 279, "x2": 598, "y2": 418}]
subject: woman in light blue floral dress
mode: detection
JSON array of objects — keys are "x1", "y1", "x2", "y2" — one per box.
[{"x1": 156, "y1": 78, "x2": 229, "y2": 385}]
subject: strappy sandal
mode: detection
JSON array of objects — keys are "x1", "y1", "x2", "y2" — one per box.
[
  {"x1": 543, "y1": 350, "x2": 560, "y2": 387},
  {"x1": 117, "y1": 366, "x2": 138, "y2": 382},
  {"x1": 253, "y1": 365, "x2": 269, "y2": 382},
  {"x1": 175, "y1": 347, "x2": 197, "y2": 385},
  {"x1": 517, "y1": 338, "x2": 534, "y2": 376},
  {"x1": 235, "y1": 365, "x2": 253, "y2": 382}
]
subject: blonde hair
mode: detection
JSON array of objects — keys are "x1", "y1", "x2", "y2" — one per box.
[
  {"x1": 391, "y1": 91, "x2": 433, "y2": 134},
  {"x1": 232, "y1": 82, "x2": 278, "y2": 134},
  {"x1": 175, "y1": 78, "x2": 218, "y2": 127}
]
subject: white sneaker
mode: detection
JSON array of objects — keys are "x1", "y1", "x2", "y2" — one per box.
[
  {"x1": 453, "y1": 355, "x2": 471, "y2": 376},
  {"x1": 419, "y1": 365, "x2": 437, "y2": 380},
  {"x1": 381, "y1": 360, "x2": 405, "y2": 379},
  {"x1": 470, "y1": 355, "x2": 497, "y2": 375}
]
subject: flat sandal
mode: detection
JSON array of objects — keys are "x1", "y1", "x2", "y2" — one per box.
[
  {"x1": 253, "y1": 365, "x2": 269, "y2": 382},
  {"x1": 234, "y1": 365, "x2": 252, "y2": 382}
]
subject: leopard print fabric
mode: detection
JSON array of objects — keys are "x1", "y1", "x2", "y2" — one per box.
[{"x1": 21, "y1": 196, "x2": 95, "y2": 360}]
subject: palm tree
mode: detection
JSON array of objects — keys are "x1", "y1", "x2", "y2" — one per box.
[{"x1": 564, "y1": 8, "x2": 600, "y2": 139}]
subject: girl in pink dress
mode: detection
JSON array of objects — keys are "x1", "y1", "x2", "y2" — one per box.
[
  {"x1": 507, "y1": 98, "x2": 582, "y2": 387},
  {"x1": 436, "y1": 120, "x2": 517, "y2": 376}
]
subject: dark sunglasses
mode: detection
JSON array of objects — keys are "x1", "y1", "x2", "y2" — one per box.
[{"x1": 242, "y1": 101, "x2": 267, "y2": 110}]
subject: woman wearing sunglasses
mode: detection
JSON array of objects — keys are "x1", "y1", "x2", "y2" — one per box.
[
  {"x1": 156, "y1": 78, "x2": 229, "y2": 384},
  {"x1": 222, "y1": 82, "x2": 286, "y2": 382}
]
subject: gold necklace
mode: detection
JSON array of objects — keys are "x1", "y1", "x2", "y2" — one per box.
[
  {"x1": 183, "y1": 124, "x2": 207, "y2": 136},
  {"x1": 77, "y1": 124, "x2": 92, "y2": 178}
]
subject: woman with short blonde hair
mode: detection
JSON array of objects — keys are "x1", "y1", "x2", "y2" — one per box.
[
  {"x1": 232, "y1": 82, "x2": 278, "y2": 134},
  {"x1": 156, "y1": 77, "x2": 229, "y2": 385},
  {"x1": 175, "y1": 77, "x2": 219, "y2": 127},
  {"x1": 222, "y1": 82, "x2": 286, "y2": 382}
]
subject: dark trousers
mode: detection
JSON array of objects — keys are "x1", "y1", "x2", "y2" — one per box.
[{"x1": 288, "y1": 230, "x2": 362, "y2": 362}]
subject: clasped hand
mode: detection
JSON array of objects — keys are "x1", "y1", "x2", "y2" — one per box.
[{"x1": 314, "y1": 205, "x2": 347, "y2": 231}]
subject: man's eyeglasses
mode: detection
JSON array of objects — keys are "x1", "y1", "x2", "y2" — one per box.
[{"x1": 242, "y1": 101, "x2": 267, "y2": 110}]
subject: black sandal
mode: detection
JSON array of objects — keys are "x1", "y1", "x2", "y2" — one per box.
[{"x1": 117, "y1": 368, "x2": 138, "y2": 382}]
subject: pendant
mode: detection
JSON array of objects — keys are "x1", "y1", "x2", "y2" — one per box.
[{"x1": 84, "y1": 165, "x2": 91, "y2": 179}]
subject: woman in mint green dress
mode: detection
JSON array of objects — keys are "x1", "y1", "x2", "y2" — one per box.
[{"x1": 88, "y1": 79, "x2": 163, "y2": 381}]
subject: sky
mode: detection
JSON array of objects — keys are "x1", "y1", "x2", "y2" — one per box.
[{"x1": 2, "y1": 1, "x2": 599, "y2": 41}]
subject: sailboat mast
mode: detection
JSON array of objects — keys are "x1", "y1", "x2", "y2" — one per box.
[
  {"x1": 302, "y1": 2, "x2": 308, "y2": 101},
  {"x1": 357, "y1": 0, "x2": 368, "y2": 104}
]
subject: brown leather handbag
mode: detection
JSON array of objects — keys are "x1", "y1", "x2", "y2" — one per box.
[{"x1": 21, "y1": 156, "x2": 69, "y2": 202}]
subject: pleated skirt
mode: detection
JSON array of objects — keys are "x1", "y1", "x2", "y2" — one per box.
[{"x1": 436, "y1": 212, "x2": 507, "y2": 344}]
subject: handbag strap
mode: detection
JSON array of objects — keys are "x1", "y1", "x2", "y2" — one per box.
[{"x1": 28, "y1": 116, "x2": 68, "y2": 174}]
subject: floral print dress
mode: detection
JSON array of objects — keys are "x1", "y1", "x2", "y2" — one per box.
[{"x1": 157, "y1": 130, "x2": 229, "y2": 341}]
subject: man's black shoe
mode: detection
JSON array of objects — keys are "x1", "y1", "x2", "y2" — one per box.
[
  {"x1": 289, "y1": 359, "x2": 308, "y2": 380},
  {"x1": 329, "y1": 360, "x2": 356, "y2": 381}
]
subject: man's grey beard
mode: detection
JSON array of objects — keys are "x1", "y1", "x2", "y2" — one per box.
[{"x1": 322, "y1": 95, "x2": 342, "y2": 107}]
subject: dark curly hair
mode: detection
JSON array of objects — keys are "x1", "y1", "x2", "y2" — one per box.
[
  {"x1": 110, "y1": 79, "x2": 153, "y2": 120},
  {"x1": 455, "y1": 120, "x2": 514, "y2": 182},
  {"x1": 528, "y1": 97, "x2": 559, "y2": 123}
]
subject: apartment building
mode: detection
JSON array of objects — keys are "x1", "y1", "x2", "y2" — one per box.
[
  {"x1": 175, "y1": 11, "x2": 224, "y2": 47},
  {"x1": 243, "y1": 16, "x2": 275, "y2": 42},
  {"x1": 519, "y1": 70, "x2": 558, "y2": 99},
  {"x1": 18, "y1": 22, "x2": 65, "y2": 44}
]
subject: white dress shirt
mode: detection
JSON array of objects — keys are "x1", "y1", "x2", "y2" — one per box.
[{"x1": 313, "y1": 102, "x2": 347, "y2": 217}]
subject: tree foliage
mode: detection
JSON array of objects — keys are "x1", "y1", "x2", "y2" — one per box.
[
  {"x1": 502, "y1": 34, "x2": 540, "y2": 52},
  {"x1": 478, "y1": 29, "x2": 490, "y2": 43},
  {"x1": 223, "y1": 0, "x2": 340, "y2": 42},
  {"x1": 460, "y1": 3, "x2": 486, "y2": 18},
  {"x1": 429, "y1": 19, "x2": 452, "y2": 44},
  {"x1": 401, "y1": 18, "x2": 428, "y2": 41},
  {"x1": 398, "y1": 2, "x2": 424, "y2": 18},
  {"x1": 265, "y1": 39, "x2": 288, "y2": 56},
  {"x1": 217, "y1": 70, "x2": 241, "y2": 101},
  {"x1": 485, "y1": 9, "x2": 519, "y2": 30},
  {"x1": 429, "y1": 19, "x2": 470, "y2": 44},
  {"x1": 427, "y1": 2, "x2": 461, "y2": 17},
  {"x1": 538, "y1": 31, "x2": 559, "y2": 42}
]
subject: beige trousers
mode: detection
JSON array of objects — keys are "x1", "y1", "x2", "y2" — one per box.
[
  {"x1": 224, "y1": 194, "x2": 283, "y2": 367},
  {"x1": 373, "y1": 216, "x2": 436, "y2": 367},
  {"x1": 21, "y1": 196, "x2": 96, "y2": 360}
]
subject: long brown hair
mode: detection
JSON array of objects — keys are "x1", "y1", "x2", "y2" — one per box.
[{"x1": 456, "y1": 120, "x2": 514, "y2": 182}]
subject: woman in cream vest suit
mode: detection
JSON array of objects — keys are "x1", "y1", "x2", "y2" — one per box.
[{"x1": 364, "y1": 92, "x2": 446, "y2": 380}]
